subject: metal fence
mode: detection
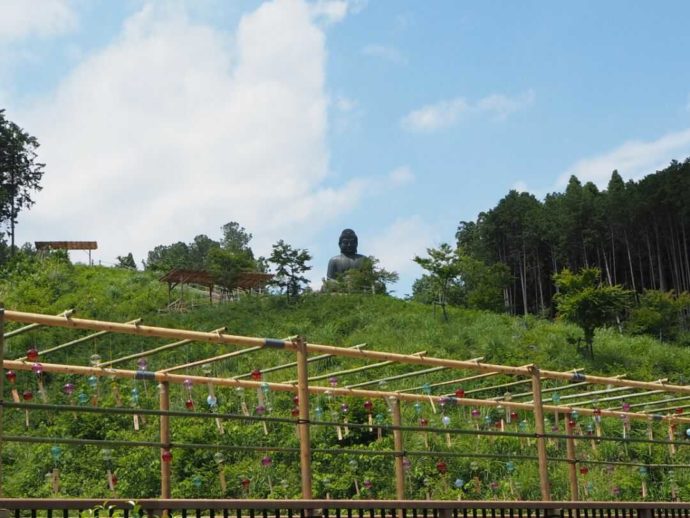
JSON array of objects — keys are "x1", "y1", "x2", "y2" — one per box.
[{"x1": 0, "y1": 500, "x2": 689, "y2": 518}]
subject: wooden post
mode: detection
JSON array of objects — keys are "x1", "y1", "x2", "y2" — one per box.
[
  {"x1": 390, "y1": 397, "x2": 406, "y2": 499},
  {"x1": 565, "y1": 426, "x2": 579, "y2": 500},
  {"x1": 529, "y1": 366, "x2": 551, "y2": 501},
  {"x1": 295, "y1": 337, "x2": 313, "y2": 499},
  {"x1": 0, "y1": 304, "x2": 4, "y2": 496},
  {"x1": 159, "y1": 381, "x2": 171, "y2": 499}
]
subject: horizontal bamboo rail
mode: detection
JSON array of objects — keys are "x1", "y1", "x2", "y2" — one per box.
[
  {"x1": 16, "y1": 318, "x2": 143, "y2": 361},
  {"x1": 6, "y1": 310, "x2": 690, "y2": 397},
  {"x1": 289, "y1": 350, "x2": 428, "y2": 384},
  {"x1": 4, "y1": 359, "x2": 690, "y2": 424},
  {"x1": 100, "y1": 326, "x2": 227, "y2": 368},
  {"x1": 347, "y1": 365, "x2": 448, "y2": 389},
  {"x1": 3, "y1": 309, "x2": 74, "y2": 339},
  {"x1": 236, "y1": 343, "x2": 367, "y2": 379},
  {"x1": 159, "y1": 345, "x2": 261, "y2": 373}
]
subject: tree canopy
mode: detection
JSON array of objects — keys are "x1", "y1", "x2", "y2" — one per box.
[
  {"x1": 268, "y1": 240, "x2": 312, "y2": 301},
  {"x1": 553, "y1": 268, "x2": 633, "y2": 356},
  {"x1": 0, "y1": 109, "x2": 45, "y2": 254}
]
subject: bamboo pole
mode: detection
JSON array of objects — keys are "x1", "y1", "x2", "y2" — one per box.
[
  {"x1": 464, "y1": 378, "x2": 531, "y2": 396},
  {"x1": 4, "y1": 359, "x2": 690, "y2": 424},
  {"x1": 0, "y1": 305, "x2": 4, "y2": 496},
  {"x1": 16, "y1": 318, "x2": 143, "y2": 361},
  {"x1": 563, "y1": 382, "x2": 667, "y2": 407},
  {"x1": 290, "y1": 351, "x2": 427, "y2": 385},
  {"x1": 160, "y1": 347, "x2": 258, "y2": 373},
  {"x1": 295, "y1": 336, "x2": 312, "y2": 499},
  {"x1": 236, "y1": 343, "x2": 367, "y2": 379},
  {"x1": 565, "y1": 426, "x2": 578, "y2": 500},
  {"x1": 630, "y1": 395, "x2": 690, "y2": 410},
  {"x1": 510, "y1": 374, "x2": 628, "y2": 401},
  {"x1": 390, "y1": 397, "x2": 405, "y2": 499},
  {"x1": 9, "y1": 309, "x2": 690, "y2": 397},
  {"x1": 159, "y1": 381, "x2": 171, "y2": 499},
  {"x1": 101, "y1": 327, "x2": 226, "y2": 368},
  {"x1": 3, "y1": 309, "x2": 74, "y2": 339},
  {"x1": 4, "y1": 311, "x2": 532, "y2": 377},
  {"x1": 530, "y1": 366, "x2": 551, "y2": 501},
  {"x1": 348, "y1": 366, "x2": 448, "y2": 389}
]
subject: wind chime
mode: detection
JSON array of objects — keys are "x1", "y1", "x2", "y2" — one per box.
[
  {"x1": 414, "y1": 401, "x2": 430, "y2": 448},
  {"x1": 5, "y1": 370, "x2": 19, "y2": 403},
  {"x1": 250, "y1": 369, "x2": 268, "y2": 434},
  {"x1": 214, "y1": 451, "x2": 227, "y2": 493},
  {"x1": 101, "y1": 448, "x2": 117, "y2": 493},
  {"x1": 49, "y1": 445, "x2": 61, "y2": 494},
  {"x1": 261, "y1": 455, "x2": 273, "y2": 494},
  {"x1": 203, "y1": 363, "x2": 224, "y2": 433}
]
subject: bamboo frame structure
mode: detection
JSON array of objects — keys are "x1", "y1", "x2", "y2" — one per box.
[
  {"x1": 391, "y1": 398, "x2": 405, "y2": 499},
  {"x1": 0, "y1": 306, "x2": 5, "y2": 496},
  {"x1": 3, "y1": 308, "x2": 690, "y2": 503},
  {"x1": 238, "y1": 343, "x2": 367, "y2": 380},
  {"x1": 160, "y1": 381, "x2": 171, "y2": 498},
  {"x1": 292, "y1": 351, "x2": 427, "y2": 385},
  {"x1": 3, "y1": 309, "x2": 74, "y2": 339},
  {"x1": 16, "y1": 318, "x2": 143, "y2": 361},
  {"x1": 159, "y1": 344, "x2": 259, "y2": 373},
  {"x1": 102, "y1": 327, "x2": 226, "y2": 368}
]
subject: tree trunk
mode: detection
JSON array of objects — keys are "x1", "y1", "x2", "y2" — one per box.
[
  {"x1": 680, "y1": 224, "x2": 690, "y2": 290},
  {"x1": 610, "y1": 230, "x2": 617, "y2": 284},
  {"x1": 601, "y1": 246, "x2": 613, "y2": 286},
  {"x1": 624, "y1": 230, "x2": 637, "y2": 292},
  {"x1": 645, "y1": 232, "x2": 656, "y2": 290},
  {"x1": 520, "y1": 242, "x2": 529, "y2": 315},
  {"x1": 654, "y1": 221, "x2": 666, "y2": 291}
]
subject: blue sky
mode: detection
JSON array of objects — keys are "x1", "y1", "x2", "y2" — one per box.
[{"x1": 2, "y1": 0, "x2": 690, "y2": 296}]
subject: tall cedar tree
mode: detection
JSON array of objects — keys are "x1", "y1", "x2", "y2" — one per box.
[
  {"x1": 454, "y1": 159, "x2": 690, "y2": 315},
  {"x1": 0, "y1": 110, "x2": 45, "y2": 254}
]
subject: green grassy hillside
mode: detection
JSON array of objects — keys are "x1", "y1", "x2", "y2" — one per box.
[{"x1": 1, "y1": 259, "x2": 689, "y2": 501}]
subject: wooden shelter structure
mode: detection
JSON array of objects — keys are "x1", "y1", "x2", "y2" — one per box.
[
  {"x1": 34, "y1": 241, "x2": 98, "y2": 264},
  {"x1": 160, "y1": 269, "x2": 273, "y2": 306},
  {"x1": 1, "y1": 307, "x2": 690, "y2": 502}
]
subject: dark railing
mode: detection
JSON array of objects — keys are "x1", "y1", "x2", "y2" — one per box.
[{"x1": 0, "y1": 500, "x2": 689, "y2": 518}]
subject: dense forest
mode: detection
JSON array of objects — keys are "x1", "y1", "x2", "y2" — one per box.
[{"x1": 455, "y1": 159, "x2": 690, "y2": 316}]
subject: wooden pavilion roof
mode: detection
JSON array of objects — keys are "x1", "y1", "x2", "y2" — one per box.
[{"x1": 159, "y1": 269, "x2": 273, "y2": 290}]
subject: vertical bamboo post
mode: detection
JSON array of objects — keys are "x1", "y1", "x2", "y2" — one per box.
[
  {"x1": 0, "y1": 304, "x2": 4, "y2": 497},
  {"x1": 159, "y1": 380, "x2": 171, "y2": 499},
  {"x1": 529, "y1": 365, "x2": 551, "y2": 501},
  {"x1": 390, "y1": 397, "x2": 406, "y2": 499},
  {"x1": 295, "y1": 336, "x2": 313, "y2": 499},
  {"x1": 565, "y1": 426, "x2": 579, "y2": 500}
]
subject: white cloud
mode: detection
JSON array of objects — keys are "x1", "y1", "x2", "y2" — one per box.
[
  {"x1": 0, "y1": 0, "x2": 77, "y2": 41},
  {"x1": 310, "y1": 0, "x2": 366, "y2": 24},
  {"x1": 557, "y1": 128, "x2": 690, "y2": 188},
  {"x1": 18, "y1": 0, "x2": 365, "y2": 264},
  {"x1": 310, "y1": 0, "x2": 348, "y2": 24},
  {"x1": 361, "y1": 44, "x2": 406, "y2": 64},
  {"x1": 476, "y1": 89, "x2": 535, "y2": 120},
  {"x1": 401, "y1": 90, "x2": 535, "y2": 132},
  {"x1": 387, "y1": 166, "x2": 414, "y2": 186},
  {"x1": 368, "y1": 216, "x2": 438, "y2": 285},
  {"x1": 401, "y1": 98, "x2": 469, "y2": 132},
  {"x1": 333, "y1": 95, "x2": 357, "y2": 112}
]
